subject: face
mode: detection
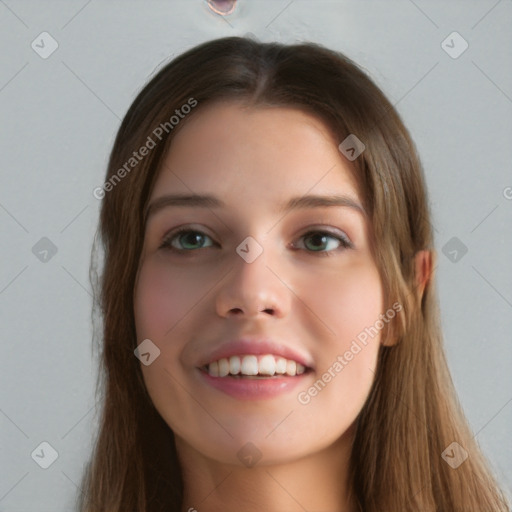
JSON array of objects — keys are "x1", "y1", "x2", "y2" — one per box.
[{"x1": 133, "y1": 100, "x2": 386, "y2": 466}]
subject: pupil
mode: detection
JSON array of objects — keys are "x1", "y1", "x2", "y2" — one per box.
[
  {"x1": 184, "y1": 233, "x2": 202, "y2": 248},
  {"x1": 308, "y1": 233, "x2": 326, "y2": 250}
]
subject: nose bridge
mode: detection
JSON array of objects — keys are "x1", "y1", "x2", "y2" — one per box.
[
  {"x1": 216, "y1": 232, "x2": 286, "y2": 317},
  {"x1": 235, "y1": 234, "x2": 266, "y2": 265},
  {"x1": 234, "y1": 233, "x2": 274, "y2": 291},
  {"x1": 225, "y1": 205, "x2": 276, "y2": 264}
]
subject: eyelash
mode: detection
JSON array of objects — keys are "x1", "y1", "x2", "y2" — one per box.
[{"x1": 158, "y1": 227, "x2": 353, "y2": 257}]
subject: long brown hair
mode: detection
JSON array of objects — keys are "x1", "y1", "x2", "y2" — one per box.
[{"x1": 78, "y1": 36, "x2": 510, "y2": 511}]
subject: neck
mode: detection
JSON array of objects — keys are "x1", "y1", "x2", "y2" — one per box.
[{"x1": 177, "y1": 428, "x2": 358, "y2": 512}]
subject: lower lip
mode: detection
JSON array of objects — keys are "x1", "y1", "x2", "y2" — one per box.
[{"x1": 197, "y1": 369, "x2": 310, "y2": 400}]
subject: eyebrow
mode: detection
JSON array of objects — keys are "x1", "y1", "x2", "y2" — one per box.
[{"x1": 144, "y1": 193, "x2": 366, "y2": 221}]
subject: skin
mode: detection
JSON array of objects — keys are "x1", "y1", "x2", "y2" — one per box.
[{"x1": 133, "y1": 100, "x2": 430, "y2": 512}]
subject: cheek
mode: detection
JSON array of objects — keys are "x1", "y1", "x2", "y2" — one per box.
[
  {"x1": 133, "y1": 257, "x2": 193, "y2": 398},
  {"x1": 134, "y1": 256, "x2": 198, "y2": 341},
  {"x1": 296, "y1": 258, "x2": 383, "y2": 418},
  {"x1": 306, "y1": 256, "x2": 383, "y2": 343},
  {"x1": 133, "y1": 258, "x2": 204, "y2": 434}
]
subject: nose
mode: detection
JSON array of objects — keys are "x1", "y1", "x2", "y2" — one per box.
[{"x1": 215, "y1": 241, "x2": 290, "y2": 319}]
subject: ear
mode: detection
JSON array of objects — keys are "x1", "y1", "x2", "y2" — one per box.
[
  {"x1": 381, "y1": 251, "x2": 433, "y2": 348},
  {"x1": 414, "y1": 250, "x2": 432, "y2": 299}
]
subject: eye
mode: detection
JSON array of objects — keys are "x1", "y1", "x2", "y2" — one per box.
[
  {"x1": 159, "y1": 227, "x2": 353, "y2": 255},
  {"x1": 159, "y1": 228, "x2": 215, "y2": 252},
  {"x1": 294, "y1": 230, "x2": 353, "y2": 256}
]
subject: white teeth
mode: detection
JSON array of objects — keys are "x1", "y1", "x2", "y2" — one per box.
[
  {"x1": 208, "y1": 360, "x2": 219, "y2": 377},
  {"x1": 286, "y1": 360, "x2": 296, "y2": 376},
  {"x1": 275, "y1": 357, "x2": 287, "y2": 374},
  {"x1": 206, "y1": 354, "x2": 309, "y2": 377},
  {"x1": 258, "y1": 354, "x2": 276, "y2": 376},
  {"x1": 240, "y1": 355, "x2": 259, "y2": 375},
  {"x1": 229, "y1": 355, "x2": 240, "y2": 375},
  {"x1": 218, "y1": 358, "x2": 230, "y2": 377}
]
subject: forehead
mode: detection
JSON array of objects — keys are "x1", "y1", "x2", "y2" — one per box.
[{"x1": 150, "y1": 100, "x2": 361, "y2": 207}]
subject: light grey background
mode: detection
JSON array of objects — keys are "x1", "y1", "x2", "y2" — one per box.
[{"x1": 1, "y1": 1, "x2": 511, "y2": 510}]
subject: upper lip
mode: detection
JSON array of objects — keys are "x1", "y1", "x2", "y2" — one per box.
[{"x1": 198, "y1": 337, "x2": 314, "y2": 370}]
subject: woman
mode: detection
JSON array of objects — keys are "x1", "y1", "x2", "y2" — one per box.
[{"x1": 79, "y1": 36, "x2": 510, "y2": 511}]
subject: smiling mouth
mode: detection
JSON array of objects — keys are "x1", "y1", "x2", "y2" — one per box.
[{"x1": 202, "y1": 354, "x2": 312, "y2": 378}]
